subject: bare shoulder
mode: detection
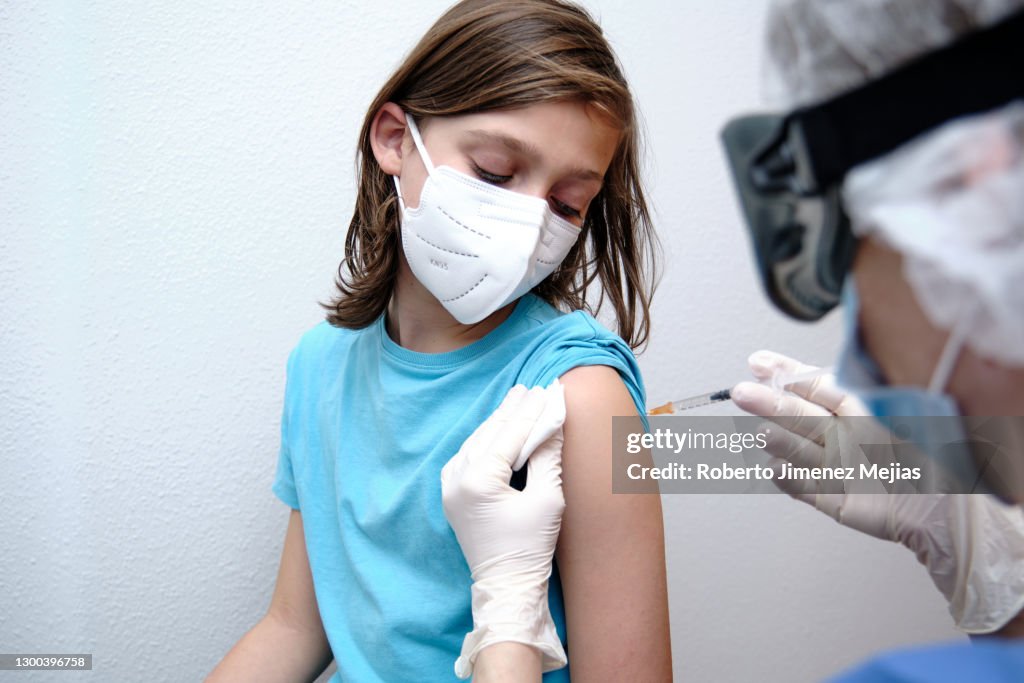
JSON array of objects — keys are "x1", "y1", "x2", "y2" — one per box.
[
  {"x1": 558, "y1": 364, "x2": 638, "y2": 416},
  {"x1": 555, "y1": 363, "x2": 652, "y2": 513}
]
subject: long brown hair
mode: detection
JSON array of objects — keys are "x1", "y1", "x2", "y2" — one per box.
[{"x1": 322, "y1": 0, "x2": 659, "y2": 349}]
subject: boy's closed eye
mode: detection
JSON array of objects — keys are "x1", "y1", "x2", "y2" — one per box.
[
  {"x1": 470, "y1": 162, "x2": 586, "y2": 220},
  {"x1": 471, "y1": 161, "x2": 513, "y2": 185}
]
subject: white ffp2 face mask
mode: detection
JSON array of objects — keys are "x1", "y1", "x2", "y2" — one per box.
[{"x1": 393, "y1": 114, "x2": 583, "y2": 325}]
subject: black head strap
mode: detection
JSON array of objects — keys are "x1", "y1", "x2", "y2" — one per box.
[{"x1": 788, "y1": 8, "x2": 1024, "y2": 192}]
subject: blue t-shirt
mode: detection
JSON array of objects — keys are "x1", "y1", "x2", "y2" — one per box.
[
  {"x1": 829, "y1": 640, "x2": 1024, "y2": 682},
  {"x1": 272, "y1": 294, "x2": 646, "y2": 682}
]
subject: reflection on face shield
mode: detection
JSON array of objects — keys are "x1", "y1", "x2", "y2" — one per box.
[
  {"x1": 719, "y1": 8, "x2": 1024, "y2": 321},
  {"x1": 720, "y1": 114, "x2": 855, "y2": 320}
]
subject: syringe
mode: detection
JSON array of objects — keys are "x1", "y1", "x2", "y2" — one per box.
[
  {"x1": 649, "y1": 389, "x2": 731, "y2": 415},
  {"x1": 648, "y1": 366, "x2": 833, "y2": 415}
]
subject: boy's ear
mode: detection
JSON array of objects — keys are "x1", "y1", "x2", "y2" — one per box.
[{"x1": 370, "y1": 102, "x2": 408, "y2": 176}]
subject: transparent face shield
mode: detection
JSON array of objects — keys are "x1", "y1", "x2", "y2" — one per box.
[
  {"x1": 719, "y1": 8, "x2": 1024, "y2": 321},
  {"x1": 720, "y1": 113, "x2": 855, "y2": 320}
]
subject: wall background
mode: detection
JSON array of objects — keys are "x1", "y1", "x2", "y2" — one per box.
[{"x1": 1, "y1": 1, "x2": 959, "y2": 681}]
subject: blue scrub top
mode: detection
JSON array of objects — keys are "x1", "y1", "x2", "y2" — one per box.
[{"x1": 830, "y1": 639, "x2": 1024, "y2": 682}]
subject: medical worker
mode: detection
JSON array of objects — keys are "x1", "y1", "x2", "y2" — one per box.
[{"x1": 441, "y1": 0, "x2": 1024, "y2": 680}]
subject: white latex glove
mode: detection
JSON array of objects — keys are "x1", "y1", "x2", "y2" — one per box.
[
  {"x1": 731, "y1": 349, "x2": 1024, "y2": 634},
  {"x1": 441, "y1": 382, "x2": 568, "y2": 679}
]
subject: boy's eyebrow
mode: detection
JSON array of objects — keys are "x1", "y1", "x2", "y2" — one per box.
[{"x1": 464, "y1": 129, "x2": 604, "y2": 182}]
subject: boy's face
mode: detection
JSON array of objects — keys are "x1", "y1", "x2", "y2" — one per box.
[{"x1": 373, "y1": 100, "x2": 620, "y2": 228}]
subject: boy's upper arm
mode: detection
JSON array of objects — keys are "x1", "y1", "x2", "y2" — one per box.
[
  {"x1": 267, "y1": 510, "x2": 329, "y2": 640},
  {"x1": 555, "y1": 365, "x2": 673, "y2": 681}
]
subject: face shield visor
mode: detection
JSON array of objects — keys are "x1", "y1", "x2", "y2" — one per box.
[{"x1": 720, "y1": 8, "x2": 1024, "y2": 321}]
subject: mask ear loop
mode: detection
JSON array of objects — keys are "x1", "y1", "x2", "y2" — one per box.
[
  {"x1": 393, "y1": 113, "x2": 434, "y2": 212},
  {"x1": 392, "y1": 175, "x2": 405, "y2": 211},
  {"x1": 404, "y1": 114, "x2": 435, "y2": 175},
  {"x1": 927, "y1": 301, "x2": 976, "y2": 394}
]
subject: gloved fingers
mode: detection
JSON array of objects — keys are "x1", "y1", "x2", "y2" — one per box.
[
  {"x1": 732, "y1": 381, "x2": 833, "y2": 420},
  {"x1": 730, "y1": 380, "x2": 784, "y2": 417},
  {"x1": 525, "y1": 432, "x2": 566, "y2": 513},
  {"x1": 831, "y1": 391, "x2": 872, "y2": 418},
  {"x1": 734, "y1": 381, "x2": 832, "y2": 446},
  {"x1": 834, "y1": 494, "x2": 893, "y2": 538},
  {"x1": 764, "y1": 452, "x2": 847, "y2": 497},
  {"x1": 764, "y1": 461, "x2": 839, "y2": 509},
  {"x1": 747, "y1": 350, "x2": 850, "y2": 414},
  {"x1": 472, "y1": 385, "x2": 550, "y2": 484},
  {"x1": 770, "y1": 490, "x2": 848, "y2": 524},
  {"x1": 747, "y1": 349, "x2": 817, "y2": 381},
  {"x1": 809, "y1": 493, "x2": 846, "y2": 522},
  {"x1": 514, "y1": 381, "x2": 567, "y2": 471},
  {"x1": 796, "y1": 493, "x2": 892, "y2": 539},
  {"x1": 782, "y1": 489, "x2": 892, "y2": 540},
  {"x1": 442, "y1": 385, "x2": 529, "y2": 492},
  {"x1": 839, "y1": 419, "x2": 937, "y2": 489},
  {"x1": 760, "y1": 420, "x2": 828, "y2": 469},
  {"x1": 770, "y1": 454, "x2": 806, "y2": 497}
]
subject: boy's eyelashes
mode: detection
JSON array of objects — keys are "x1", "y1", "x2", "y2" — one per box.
[
  {"x1": 551, "y1": 198, "x2": 582, "y2": 220},
  {"x1": 471, "y1": 161, "x2": 512, "y2": 185},
  {"x1": 470, "y1": 161, "x2": 584, "y2": 220}
]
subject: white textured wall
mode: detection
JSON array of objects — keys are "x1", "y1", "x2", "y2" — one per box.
[{"x1": 1, "y1": 2, "x2": 958, "y2": 682}]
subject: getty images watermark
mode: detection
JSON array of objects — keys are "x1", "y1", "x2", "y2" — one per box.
[{"x1": 612, "y1": 415, "x2": 1022, "y2": 496}]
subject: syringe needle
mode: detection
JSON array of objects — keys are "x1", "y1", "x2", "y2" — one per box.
[
  {"x1": 648, "y1": 388, "x2": 732, "y2": 415},
  {"x1": 649, "y1": 366, "x2": 834, "y2": 415}
]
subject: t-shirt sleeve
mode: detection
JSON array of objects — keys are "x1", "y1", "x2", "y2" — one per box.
[
  {"x1": 517, "y1": 312, "x2": 650, "y2": 431},
  {"x1": 271, "y1": 346, "x2": 301, "y2": 510},
  {"x1": 272, "y1": 440, "x2": 300, "y2": 510}
]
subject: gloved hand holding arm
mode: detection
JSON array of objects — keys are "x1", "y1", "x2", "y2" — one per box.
[
  {"x1": 441, "y1": 383, "x2": 568, "y2": 682},
  {"x1": 731, "y1": 350, "x2": 1024, "y2": 637}
]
